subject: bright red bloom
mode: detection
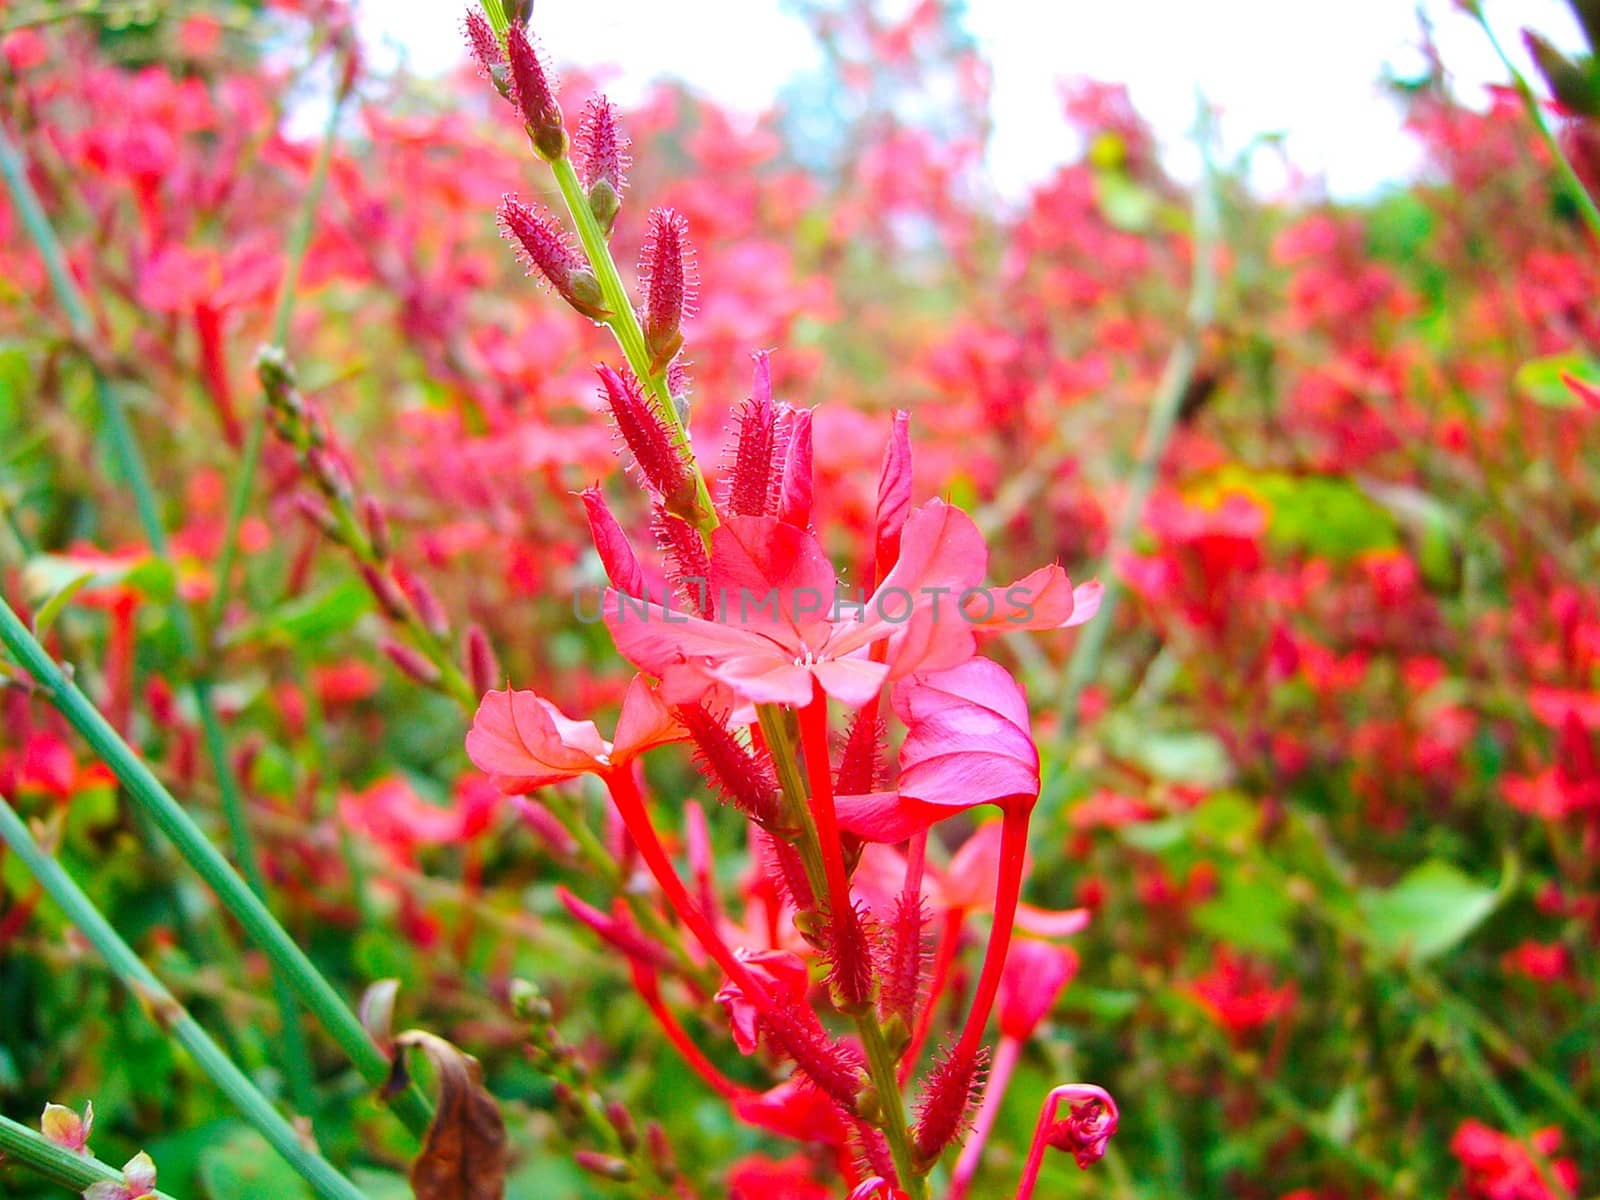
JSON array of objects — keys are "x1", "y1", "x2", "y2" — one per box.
[{"x1": 1451, "y1": 1120, "x2": 1580, "y2": 1200}]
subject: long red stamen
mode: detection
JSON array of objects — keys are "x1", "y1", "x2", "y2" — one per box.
[{"x1": 951, "y1": 806, "x2": 1031, "y2": 1066}]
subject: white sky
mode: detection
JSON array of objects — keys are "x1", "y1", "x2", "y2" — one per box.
[{"x1": 359, "y1": 1, "x2": 1586, "y2": 199}]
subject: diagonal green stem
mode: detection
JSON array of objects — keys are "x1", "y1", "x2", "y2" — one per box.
[
  {"x1": 0, "y1": 798, "x2": 369, "y2": 1200},
  {"x1": 0, "y1": 597, "x2": 432, "y2": 1139},
  {"x1": 1471, "y1": 6, "x2": 1600, "y2": 241},
  {"x1": 1055, "y1": 98, "x2": 1221, "y2": 733},
  {"x1": 0, "y1": 1112, "x2": 179, "y2": 1200},
  {"x1": 0, "y1": 119, "x2": 319, "y2": 1108}
]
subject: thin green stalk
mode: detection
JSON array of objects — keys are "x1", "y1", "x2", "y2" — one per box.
[
  {"x1": 1257, "y1": 1078, "x2": 1398, "y2": 1192},
  {"x1": 0, "y1": 598, "x2": 432, "y2": 1140},
  {"x1": 210, "y1": 67, "x2": 350, "y2": 634},
  {"x1": 0, "y1": 119, "x2": 318, "y2": 1108},
  {"x1": 0, "y1": 1112, "x2": 179, "y2": 1200},
  {"x1": 0, "y1": 799, "x2": 369, "y2": 1200},
  {"x1": 1450, "y1": 1029, "x2": 1574, "y2": 1198},
  {"x1": 1471, "y1": 5, "x2": 1600, "y2": 241},
  {"x1": 1056, "y1": 98, "x2": 1220, "y2": 733}
]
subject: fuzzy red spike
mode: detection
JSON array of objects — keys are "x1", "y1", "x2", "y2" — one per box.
[
  {"x1": 727, "y1": 352, "x2": 782, "y2": 517},
  {"x1": 462, "y1": 10, "x2": 504, "y2": 79},
  {"x1": 639, "y1": 207, "x2": 696, "y2": 371},
  {"x1": 836, "y1": 708, "x2": 886, "y2": 796},
  {"x1": 498, "y1": 195, "x2": 607, "y2": 319},
  {"x1": 596, "y1": 364, "x2": 699, "y2": 519},
  {"x1": 575, "y1": 96, "x2": 629, "y2": 192},
  {"x1": 881, "y1": 891, "x2": 929, "y2": 1027},
  {"x1": 823, "y1": 898, "x2": 880, "y2": 1014},
  {"x1": 678, "y1": 705, "x2": 783, "y2": 827},
  {"x1": 652, "y1": 505, "x2": 714, "y2": 617},
  {"x1": 504, "y1": 23, "x2": 566, "y2": 159},
  {"x1": 760, "y1": 1006, "x2": 865, "y2": 1111},
  {"x1": 912, "y1": 1042, "x2": 987, "y2": 1164},
  {"x1": 579, "y1": 486, "x2": 647, "y2": 598}
]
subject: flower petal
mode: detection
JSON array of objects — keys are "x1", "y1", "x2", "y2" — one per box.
[{"x1": 466, "y1": 689, "x2": 609, "y2": 791}]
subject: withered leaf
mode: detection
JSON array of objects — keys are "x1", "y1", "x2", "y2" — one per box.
[{"x1": 393, "y1": 1030, "x2": 507, "y2": 1200}]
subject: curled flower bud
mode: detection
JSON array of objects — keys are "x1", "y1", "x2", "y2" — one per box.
[
  {"x1": 576, "y1": 96, "x2": 629, "y2": 234},
  {"x1": 498, "y1": 195, "x2": 609, "y2": 321},
  {"x1": 505, "y1": 23, "x2": 566, "y2": 159},
  {"x1": 638, "y1": 207, "x2": 696, "y2": 371},
  {"x1": 596, "y1": 364, "x2": 700, "y2": 522}
]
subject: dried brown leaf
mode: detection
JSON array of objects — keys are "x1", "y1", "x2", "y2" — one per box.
[{"x1": 392, "y1": 1030, "x2": 507, "y2": 1200}]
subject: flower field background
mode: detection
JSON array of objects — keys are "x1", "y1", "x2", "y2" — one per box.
[{"x1": 1, "y1": 2, "x2": 1598, "y2": 1198}]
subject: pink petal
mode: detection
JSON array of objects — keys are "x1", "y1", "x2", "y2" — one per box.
[
  {"x1": 708, "y1": 516, "x2": 838, "y2": 642},
  {"x1": 892, "y1": 659, "x2": 1039, "y2": 812},
  {"x1": 834, "y1": 790, "x2": 936, "y2": 843},
  {"x1": 466, "y1": 689, "x2": 609, "y2": 791},
  {"x1": 811, "y1": 656, "x2": 891, "y2": 706},
  {"x1": 612, "y1": 674, "x2": 685, "y2": 760},
  {"x1": 1016, "y1": 903, "x2": 1092, "y2": 938},
  {"x1": 873, "y1": 410, "x2": 912, "y2": 578}
]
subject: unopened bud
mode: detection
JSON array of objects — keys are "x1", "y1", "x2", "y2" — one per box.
[
  {"x1": 359, "y1": 564, "x2": 409, "y2": 621},
  {"x1": 380, "y1": 638, "x2": 440, "y2": 686},
  {"x1": 393, "y1": 563, "x2": 450, "y2": 639},
  {"x1": 638, "y1": 208, "x2": 695, "y2": 372},
  {"x1": 498, "y1": 195, "x2": 610, "y2": 320},
  {"x1": 360, "y1": 496, "x2": 391, "y2": 560},
  {"x1": 293, "y1": 493, "x2": 345, "y2": 544},
  {"x1": 464, "y1": 625, "x2": 500, "y2": 698},
  {"x1": 574, "y1": 1151, "x2": 634, "y2": 1182},
  {"x1": 645, "y1": 1123, "x2": 678, "y2": 1182},
  {"x1": 505, "y1": 24, "x2": 566, "y2": 160},
  {"x1": 604, "y1": 1100, "x2": 639, "y2": 1154}
]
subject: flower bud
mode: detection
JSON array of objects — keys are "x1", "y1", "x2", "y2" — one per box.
[
  {"x1": 576, "y1": 97, "x2": 629, "y2": 235},
  {"x1": 380, "y1": 638, "x2": 441, "y2": 686},
  {"x1": 498, "y1": 195, "x2": 610, "y2": 321},
  {"x1": 596, "y1": 364, "x2": 701, "y2": 522},
  {"x1": 638, "y1": 208, "x2": 695, "y2": 372},
  {"x1": 464, "y1": 624, "x2": 501, "y2": 698},
  {"x1": 505, "y1": 24, "x2": 566, "y2": 159},
  {"x1": 575, "y1": 1151, "x2": 635, "y2": 1182}
]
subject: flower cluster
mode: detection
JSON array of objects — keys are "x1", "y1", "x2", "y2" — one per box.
[{"x1": 459, "y1": 8, "x2": 1110, "y2": 1193}]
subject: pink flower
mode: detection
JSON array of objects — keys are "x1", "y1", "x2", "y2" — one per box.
[
  {"x1": 602, "y1": 500, "x2": 1097, "y2": 710},
  {"x1": 466, "y1": 675, "x2": 682, "y2": 791},
  {"x1": 837, "y1": 659, "x2": 1052, "y2": 841},
  {"x1": 41, "y1": 1101, "x2": 93, "y2": 1155}
]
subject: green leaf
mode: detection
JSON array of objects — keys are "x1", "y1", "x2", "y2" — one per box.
[
  {"x1": 22, "y1": 553, "x2": 175, "y2": 635},
  {"x1": 197, "y1": 1128, "x2": 317, "y2": 1200},
  {"x1": 253, "y1": 578, "x2": 370, "y2": 645},
  {"x1": 1194, "y1": 869, "x2": 1295, "y2": 955},
  {"x1": 1514, "y1": 350, "x2": 1600, "y2": 408},
  {"x1": 1357, "y1": 859, "x2": 1503, "y2": 964}
]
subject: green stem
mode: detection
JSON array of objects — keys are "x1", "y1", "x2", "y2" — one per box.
[
  {"x1": 0, "y1": 598, "x2": 433, "y2": 1140},
  {"x1": 1257, "y1": 1078, "x2": 1398, "y2": 1192},
  {"x1": 0, "y1": 799, "x2": 369, "y2": 1200},
  {"x1": 0, "y1": 1112, "x2": 179, "y2": 1200},
  {"x1": 547, "y1": 155, "x2": 719, "y2": 534},
  {"x1": 1056, "y1": 98, "x2": 1220, "y2": 732},
  {"x1": 1472, "y1": 6, "x2": 1600, "y2": 241},
  {"x1": 0, "y1": 118, "x2": 319, "y2": 1111}
]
